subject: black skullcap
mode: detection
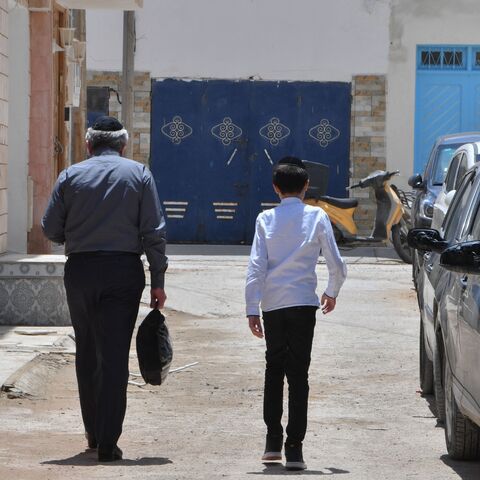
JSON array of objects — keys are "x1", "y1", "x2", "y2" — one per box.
[
  {"x1": 91, "y1": 116, "x2": 124, "y2": 132},
  {"x1": 278, "y1": 156, "x2": 306, "y2": 170}
]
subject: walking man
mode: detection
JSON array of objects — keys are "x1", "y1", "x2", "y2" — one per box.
[
  {"x1": 42, "y1": 116, "x2": 167, "y2": 462},
  {"x1": 245, "y1": 156, "x2": 346, "y2": 470}
]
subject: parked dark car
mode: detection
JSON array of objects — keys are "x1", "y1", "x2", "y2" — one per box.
[
  {"x1": 408, "y1": 164, "x2": 480, "y2": 460},
  {"x1": 409, "y1": 132, "x2": 480, "y2": 298}
]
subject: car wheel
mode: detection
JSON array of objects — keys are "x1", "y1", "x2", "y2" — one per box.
[
  {"x1": 444, "y1": 359, "x2": 480, "y2": 460},
  {"x1": 420, "y1": 319, "x2": 433, "y2": 394},
  {"x1": 433, "y1": 337, "x2": 445, "y2": 422}
]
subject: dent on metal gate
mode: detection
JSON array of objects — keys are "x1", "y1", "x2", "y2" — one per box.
[{"x1": 150, "y1": 79, "x2": 351, "y2": 244}]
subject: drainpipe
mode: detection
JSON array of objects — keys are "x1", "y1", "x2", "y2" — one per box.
[{"x1": 121, "y1": 10, "x2": 135, "y2": 160}]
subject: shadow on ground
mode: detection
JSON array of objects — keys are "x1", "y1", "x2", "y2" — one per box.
[
  {"x1": 247, "y1": 463, "x2": 350, "y2": 475},
  {"x1": 418, "y1": 393, "x2": 444, "y2": 427},
  {"x1": 440, "y1": 455, "x2": 480, "y2": 480},
  {"x1": 41, "y1": 449, "x2": 172, "y2": 467}
]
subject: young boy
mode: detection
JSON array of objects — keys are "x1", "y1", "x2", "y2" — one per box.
[{"x1": 245, "y1": 156, "x2": 347, "y2": 471}]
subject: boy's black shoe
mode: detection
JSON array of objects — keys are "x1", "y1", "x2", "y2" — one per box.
[
  {"x1": 98, "y1": 444, "x2": 123, "y2": 462},
  {"x1": 285, "y1": 441, "x2": 306, "y2": 471},
  {"x1": 261, "y1": 434, "x2": 283, "y2": 461}
]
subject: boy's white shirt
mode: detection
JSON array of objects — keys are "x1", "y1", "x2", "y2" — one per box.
[{"x1": 245, "y1": 197, "x2": 347, "y2": 317}]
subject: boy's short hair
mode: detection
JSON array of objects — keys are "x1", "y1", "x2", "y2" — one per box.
[{"x1": 273, "y1": 156, "x2": 309, "y2": 194}]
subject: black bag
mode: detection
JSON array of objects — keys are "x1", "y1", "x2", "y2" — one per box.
[{"x1": 136, "y1": 309, "x2": 173, "y2": 385}]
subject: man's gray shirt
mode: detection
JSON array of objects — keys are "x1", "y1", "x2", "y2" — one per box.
[{"x1": 42, "y1": 151, "x2": 168, "y2": 288}]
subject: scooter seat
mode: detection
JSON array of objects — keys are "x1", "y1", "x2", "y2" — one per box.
[{"x1": 318, "y1": 196, "x2": 358, "y2": 209}]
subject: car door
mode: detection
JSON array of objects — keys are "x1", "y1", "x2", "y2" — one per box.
[
  {"x1": 456, "y1": 186, "x2": 480, "y2": 406},
  {"x1": 437, "y1": 171, "x2": 479, "y2": 387}
]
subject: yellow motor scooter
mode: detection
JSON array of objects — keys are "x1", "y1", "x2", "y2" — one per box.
[{"x1": 303, "y1": 163, "x2": 412, "y2": 263}]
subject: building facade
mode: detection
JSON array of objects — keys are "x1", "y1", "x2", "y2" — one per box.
[
  {"x1": 86, "y1": 0, "x2": 390, "y2": 240},
  {"x1": 80, "y1": 0, "x2": 480, "y2": 243},
  {"x1": 0, "y1": 0, "x2": 8, "y2": 255},
  {"x1": 388, "y1": 0, "x2": 480, "y2": 179}
]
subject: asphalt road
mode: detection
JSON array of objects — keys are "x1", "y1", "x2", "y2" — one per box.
[{"x1": 0, "y1": 255, "x2": 479, "y2": 479}]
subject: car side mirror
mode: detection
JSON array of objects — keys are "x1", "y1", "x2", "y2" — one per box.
[
  {"x1": 445, "y1": 189, "x2": 455, "y2": 207},
  {"x1": 440, "y1": 241, "x2": 480, "y2": 274},
  {"x1": 408, "y1": 173, "x2": 424, "y2": 189},
  {"x1": 407, "y1": 228, "x2": 449, "y2": 253}
]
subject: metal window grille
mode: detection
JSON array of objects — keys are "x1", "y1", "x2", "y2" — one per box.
[
  {"x1": 418, "y1": 47, "x2": 466, "y2": 70},
  {"x1": 473, "y1": 49, "x2": 480, "y2": 69}
]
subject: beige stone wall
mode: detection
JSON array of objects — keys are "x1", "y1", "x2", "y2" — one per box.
[
  {"x1": 350, "y1": 75, "x2": 387, "y2": 236},
  {"x1": 0, "y1": 0, "x2": 7, "y2": 254},
  {"x1": 87, "y1": 71, "x2": 151, "y2": 165}
]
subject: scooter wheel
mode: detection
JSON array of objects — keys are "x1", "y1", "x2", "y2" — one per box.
[{"x1": 392, "y1": 221, "x2": 412, "y2": 264}]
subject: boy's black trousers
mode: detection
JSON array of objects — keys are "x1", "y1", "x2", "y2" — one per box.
[
  {"x1": 64, "y1": 253, "x2": 145, "y2": 448},
  {"x1": 262, "y1": 306, "x2": 317, "y2": 444}
]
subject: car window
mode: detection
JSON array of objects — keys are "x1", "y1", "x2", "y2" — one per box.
[
  {"x1": 445, "y1": 153, "x2": 461, "y2": 191},
  {"x1": 455, "y1": 154, "x2": 468, "y2": 190},
  {"x1": 442, "y1": 171, "x2": 476, "y2": 241},
  {"x1": 433, "y1": 144, "x2": 463, "y2": 185},
  {"x1": 469, "y1": 197, "x2": 480, "y2": 240},
  {"x1": 466, "y1": 176, "x2": 480, "y2": 240}
]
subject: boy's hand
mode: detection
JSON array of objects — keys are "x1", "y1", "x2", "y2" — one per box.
[
  {"x1": 248, "y1": 315, "x2": 264, "y2": 338},
  {"x1": 321, "y1": 293, "x2": 336, "y2": 314}
]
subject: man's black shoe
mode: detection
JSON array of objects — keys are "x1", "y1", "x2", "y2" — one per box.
[
  {"x1": 261, "y1": 434, "x2": 283, "y2": 461},
  {"x1": 98, "y1": 445, "x2": 123, "y2": 462},
  {"x1": 85, "y1": 432, "x2": 97, "y2": 449},
  {"x1": 284, "y1": 441, "x2": 306, "y2": 471}
]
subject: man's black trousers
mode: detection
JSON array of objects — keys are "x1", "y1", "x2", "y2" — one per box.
[
  {"x1": 262, "y1": 306, "x2": 317, "y2": 444},
  {"x1": 64, "y1": 253, "x2": 145, "y2": 448}
]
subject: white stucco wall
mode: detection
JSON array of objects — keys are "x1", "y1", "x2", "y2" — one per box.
[
  {"x1": 7, "y1": 1, "x2": 29, "y2": 253},
  {"x1": 387, "y1": 0, "x2": 480, "y2": 187},
  {"x1": 87, "y1": 0, "x2": 390, "y2": 81}
]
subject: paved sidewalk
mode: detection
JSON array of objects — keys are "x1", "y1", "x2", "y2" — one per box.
[{"x1": 0, "y1": 327, "x2": 74, "y2": 390}]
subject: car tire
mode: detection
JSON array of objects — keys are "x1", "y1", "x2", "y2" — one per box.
[
  {"x1": 444, "y1": 359, "x2": 480, "y2": 460},
  {"x1": 420, "y1": 320, "x2": 434, "y2": 394},
  {"x1": 433, "y1": 337, "x2": 445, "y2": 422},
  {"x1": 392, "y1": 220, "x2": 413, "y2": 264}
]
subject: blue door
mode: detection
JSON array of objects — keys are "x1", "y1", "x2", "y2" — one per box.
[
  {"x1": 248, "y1": 81, "x2": 351, "y2": 239},
  {"x1": 415, "y1": 45, "x2": 480, "y2": 173},
  {"x1": 150, "y1": 79, "x2": 250, "y2": 243},
  {"x1": 151, "y1": 79, "x2": 351, "y2": 244}
]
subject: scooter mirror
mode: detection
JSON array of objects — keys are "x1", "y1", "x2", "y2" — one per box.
[{"x1": 408, "y1": 173, "x2": 424, "y2": 189}]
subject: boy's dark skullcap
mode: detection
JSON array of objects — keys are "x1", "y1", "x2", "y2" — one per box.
[
  {"x1": 91, "y1": 116, "x2": 124, "y2": 132},
  {"x1": 278, "y1": 156, "x2": 306, "y2": 170}
]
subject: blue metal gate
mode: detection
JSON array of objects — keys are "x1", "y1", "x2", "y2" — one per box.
[
  {"x1": 151, "y1": 79, "x2": 351, "y2": 243},
  {"x1": 415, "y1": 45, "x2": 480, "y2": 174}
]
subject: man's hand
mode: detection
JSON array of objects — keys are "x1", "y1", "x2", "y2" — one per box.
[
  {"x1": 321, "y1": 293, "x2": 336, "y2": 314},
  {"x1": 248, "y1": 315, "x2": 264, "y2": 338},
  {"x1": 150, "y1": 288, "x2": 166, "y2": 310}
]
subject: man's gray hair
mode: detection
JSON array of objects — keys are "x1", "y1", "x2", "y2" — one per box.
[{"x1": 85, "y1": 127, "x2": 129, "y2": 154}]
